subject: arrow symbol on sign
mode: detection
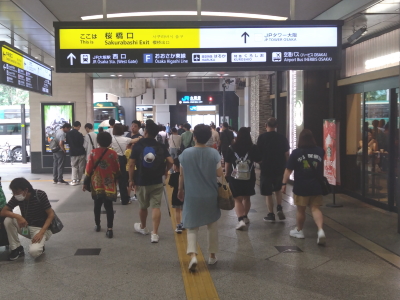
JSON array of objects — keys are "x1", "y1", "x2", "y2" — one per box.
[
  {"x1": 241, "y1": 32, "x2": 250, "y2": 43},
  {"x1": 67, "y1": 53, "x2": 76, "y2": 65}
]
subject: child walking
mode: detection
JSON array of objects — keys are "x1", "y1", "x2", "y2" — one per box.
[
  {"x1": 125, "y1": 143, "x2": 136, "y2": 201},
  {"x1": 168, "y1": 158, "x2": 184, "y2": 233}
]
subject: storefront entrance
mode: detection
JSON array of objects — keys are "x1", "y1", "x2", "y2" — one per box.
[{"x1": 343, "y1": 77, "x2": 399, "y2": 211}]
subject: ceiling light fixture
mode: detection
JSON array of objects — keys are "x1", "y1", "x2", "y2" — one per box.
[
  {"x1": 118, "y1": 75, "x2": 123, "y2": 77},
  {"x1": 223, "y1": 74, "x2": 229, "y2": 76},
  {"x1": 216, "y1": 74, "x2": 221, "y2": 76},
  {"x1": 110, "y1": 74, "x2": 116, "y2": 77},
  {"x1": 170, "y1": 74, "x2": 176, "y2": 77},
  {"x1": 81, "y1": 11, "x2": 287, "y2": 21},
  {"x1": 164, "y1": 74, "x2": 169, "y2": 77}
]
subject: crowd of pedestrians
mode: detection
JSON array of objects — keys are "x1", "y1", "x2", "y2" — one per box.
[{"x1": 0, "y1": 117, "x2": 327, "y2": 271}]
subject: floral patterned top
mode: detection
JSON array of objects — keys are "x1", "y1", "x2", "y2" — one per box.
[{"x1": 85, "y1": 148, "x2": 121, "y2": 200}]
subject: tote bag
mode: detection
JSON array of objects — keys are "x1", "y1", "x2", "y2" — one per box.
[{"x1": 217, "y1": 176, "x2": 235, "y2": 210}]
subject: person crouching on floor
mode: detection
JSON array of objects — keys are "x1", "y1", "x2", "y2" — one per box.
[{"x1": 0, "y1": 178, "x2": 54, "y2": 261}]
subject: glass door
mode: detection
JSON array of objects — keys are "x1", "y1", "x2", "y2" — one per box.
[{"x1": 363, "y1": 90, "x2": 390, "y2": 204}]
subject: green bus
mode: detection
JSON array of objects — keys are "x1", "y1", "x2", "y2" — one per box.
[{"x1": 93, "y1": 102, "x2": 126, "y2": 133}]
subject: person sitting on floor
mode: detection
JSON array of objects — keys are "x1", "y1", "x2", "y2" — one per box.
[{"x1": 0, "y1": 178, "x2": 54, "y2": 261}]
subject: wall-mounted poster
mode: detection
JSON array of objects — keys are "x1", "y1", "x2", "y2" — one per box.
[
  {"x1": 323, "y1": 119, "x2": 341, "y2": 186},
  {"x1": 41, "y1": 103, "x2": 74, "y2": 154}
]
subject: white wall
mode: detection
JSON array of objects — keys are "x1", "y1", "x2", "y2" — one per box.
[{"x1": 154, "y1": 105, "x2": 170, "y2": 125}]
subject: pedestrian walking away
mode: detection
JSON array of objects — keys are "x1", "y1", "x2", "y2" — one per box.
[
  {"x1": 282, "y1": 129, "x2": 326, "y2": 245},
  {"x1": 129, "y1": 119, "x2": 173, "y2": 243},
  {"x1": 224, "y1": 127, "x2": 261, "y2": 230},
  {"x1": 111, "y1": 124, "x2": 143, "y2": 205},
  {"x1": 256, "y1": 117, "x2": 289, "y2": 222},
  {"x1": 83, "y1": 132, "x2": 120, "y2": 239},
  {"x1": 178, "y1": 124, "x2": 223, "y2": 272}
]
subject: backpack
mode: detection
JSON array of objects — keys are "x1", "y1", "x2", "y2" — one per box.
[
  {"x1": 230, "y1": 146, "x2": 252, "y2": 180},
  {"x1": 49, "y1": 134, "x2": 61, "y2": 153},
  {"x1": 138, "y1": 140, "x2": 166, "y2": 180}
]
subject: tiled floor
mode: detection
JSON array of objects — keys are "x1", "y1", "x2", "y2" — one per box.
[{"x1": 1, "y1": 164, "x2": 400, "y2": 299}]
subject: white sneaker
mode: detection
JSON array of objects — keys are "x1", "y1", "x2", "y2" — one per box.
[
  {"x1": 151, "y1": 232, "x2": 159, "y2": 243},
  {"x1": 189, "y1": 256, "x2": 198, "y2": 272},
  {"x1": 69, "y1": 180, "x2": 79, "y2": 186},
  {"x1": 235, "y1": 220, "x2": 246, "y2": 230},
  {"x1": 134, "y1": 223, "x2": 149, "y2": 235},
  {"x1": 117, "y1": 193, "x2": 121, "y2": 198},
  {"x1": 317, "y1": 229, "x2": 326, "y2": 245},
  {"x1": 243, "y1": 217, "x2": 250, "y2": 224},
  {"x1": 290, "y1": 228, "x2": 305, "y2": 239},
  {"x1": 208, "y1": 256, "x2": 218, "y2": 265}
]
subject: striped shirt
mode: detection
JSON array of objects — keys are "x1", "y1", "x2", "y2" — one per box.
[{"x1": 7, "y1": 189, "x2": 52, "y2": 228}]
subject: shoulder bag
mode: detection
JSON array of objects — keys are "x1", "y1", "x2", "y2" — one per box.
[
  {"x1": 83, "y1": 148, "x2": 109, "y2": 192},
  {"x1": 35, "y1": 190, "x2": 63, "y2": 234},
  {"x1": 217, "y1": 176, "x2": 235, "y2": 210},
  {"x1": 88, "y1": 133, "x2": 95, "y2": 149},
  {"x1": 303, "y1": 150, "x2": 331, "y2": 196}
]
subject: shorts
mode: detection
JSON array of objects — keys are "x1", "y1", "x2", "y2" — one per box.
[
  {"x1": 294, "y1": 194, "x2": 323, "y2": 206},
  {"x1": 260, "y1": 175, "x2": 283, "y2": 196},
  {"x1": 136, "y1": 183, "x2": 164, "y2": 209},
  {"x1": 172, "y1": 205, "x2": 183, "y2": 209}
]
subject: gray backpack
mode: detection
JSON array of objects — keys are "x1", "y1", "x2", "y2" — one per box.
[
  {"x1": 49, "y1": 135, "x2": 60, "y2": 153},
  {"x1": 230, "y1": 146, "x2": 253, "y2": 180}
]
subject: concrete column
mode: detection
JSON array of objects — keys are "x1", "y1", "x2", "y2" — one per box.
[
  {"x1": 29, "y1": 73, "x2": 93, "y2": 173},
  {"x1": 120, "y1": 97, "x2": 136, "y2": 124},
  {"x1": 250, "y1": 74, "x2": 273, "y2": 142}
]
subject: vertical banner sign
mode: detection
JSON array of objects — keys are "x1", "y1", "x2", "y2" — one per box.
[{"x1": 323, "y1": 119, "x2": 341, "y2": 185}]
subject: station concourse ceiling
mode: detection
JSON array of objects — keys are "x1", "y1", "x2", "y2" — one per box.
[
  {"x1": 40, "y1": 0, "x2": 342, "y2": 22},
  {"x1": 0, "y1": 0, "x2": 399, "y2": 79}
]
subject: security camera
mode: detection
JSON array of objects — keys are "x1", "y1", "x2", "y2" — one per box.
[{"x1": 347, "y1": 26, "x2": 368, "y2": 44}]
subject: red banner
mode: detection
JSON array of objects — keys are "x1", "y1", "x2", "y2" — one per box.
[{"x1": 323, "y1": 119, "x2": 340, "y2": 186}]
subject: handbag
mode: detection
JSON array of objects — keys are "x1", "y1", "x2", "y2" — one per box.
[
  {"x1": 35, "y1": 190, "x2": 64, "y2": 234},
  {"x1": 303, "y1": 151, "x2": 331, "y2": 196},
  {"x1": 217, "y1": 176, "x2": 235, "y2": 210},
  {"x1": 84, "y1": 148, "x2": 108, "y2": 192}
]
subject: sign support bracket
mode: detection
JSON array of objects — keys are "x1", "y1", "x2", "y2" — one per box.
[
  {"x1": 103, "y1": 0, "x2": 107, "y2": 20},
  {"x1": 197, "y1": 0, "x2": 202, "y2": 21}
]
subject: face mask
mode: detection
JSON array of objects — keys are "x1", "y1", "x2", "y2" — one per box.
[{"x1": 14, "y1": 193, "x2": 25, "y2": 201}]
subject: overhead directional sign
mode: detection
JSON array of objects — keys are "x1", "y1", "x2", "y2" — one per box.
[
  {"x1": 54, "y1": 21, "x2": 343, "y2": 72},
  {"x1": 0, "y1": 42, "x2": 52, "y2": 95}
]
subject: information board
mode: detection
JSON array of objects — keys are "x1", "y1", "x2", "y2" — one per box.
[
  {"x1": 0, "y1": 42, "x2": 52, "y2": 95},
  {"x1": 54, "y1": 21, "x2": 342, "y2": 72}
]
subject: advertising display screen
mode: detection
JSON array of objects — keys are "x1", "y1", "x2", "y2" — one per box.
[
  {"x1": 323, "y1": 119, "x2": 341, "y2": 186},
  {"x1": 0, "y1": 42, "x2": 52, "y2": 95},
  {"x1": 41, "y1": 103, "x2": 74, "y2": 154},
  {"x1": 54, "y1": 21, "x2": 342, "y2": 72}
]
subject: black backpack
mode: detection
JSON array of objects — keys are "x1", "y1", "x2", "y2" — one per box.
[{"x1": 137, "y1": 140, "x2": 166, "y2": 180}]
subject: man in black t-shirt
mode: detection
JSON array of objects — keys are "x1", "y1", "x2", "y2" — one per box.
[
  {"x1": 219, "y1": 122, "x2": 234, "y2": 160},
  {"x1": 125, "y1": 120, "x2": 142, "y2": 139},
  {"x1": 257, "y1": 118, "x2": 289, "y2": 222},
  {"x1": 66, "y1": 121, "x2": 86, "y2": 186},
  {"x1": 128, "y1": 120, "x2": 173, "y2": 244},
  {"x1": 1, "y1": 178, "x2": 54, "y2": 261}
]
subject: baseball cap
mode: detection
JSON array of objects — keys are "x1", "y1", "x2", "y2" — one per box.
[{"x1": 143, "y1": 146, "x2": 156, "y2": 168}]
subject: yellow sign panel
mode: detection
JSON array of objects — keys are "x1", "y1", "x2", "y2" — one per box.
[
  {"x1": 2, "y1": 46, "x2": 24, "y2": 69},
  {"x1": 60, "y1": 29, "x2": 200, "y2": 49}
]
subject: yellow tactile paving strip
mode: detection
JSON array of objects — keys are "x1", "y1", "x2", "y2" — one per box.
[{"x1": 165, "y1": 183, "x2": 220, "y2": 300}]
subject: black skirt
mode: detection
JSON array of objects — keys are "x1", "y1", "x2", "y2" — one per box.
[{"x1": 229, "y1": 178, "x2": 256, "y2": 198}]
